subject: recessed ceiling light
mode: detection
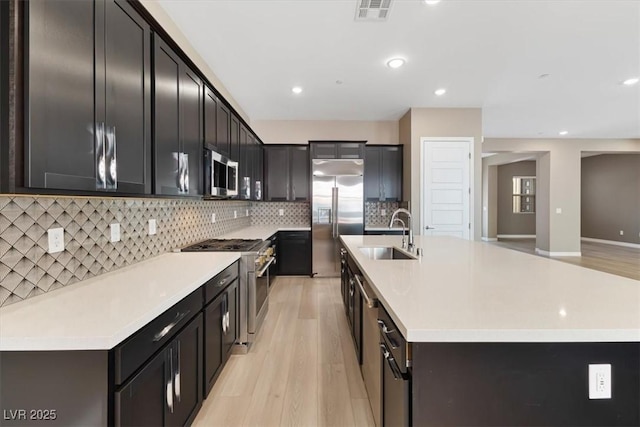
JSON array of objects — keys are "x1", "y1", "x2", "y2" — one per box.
[
  {"x1": 424, "y1": 0, "x2": 441, "y2": 4},
  {"x1": 434, "y1": 88, "x2": 447, "y2": 96},
  {"x1": 386, "y1": 58, "x2": 405, "y2": 69},
  {"x1": 559, "y1": 130, "x2": 568, "y2": 136},
  {"x1": 291, "y1": 86, "x2": 303, "y2": 94},
  {"x1": 538, "y1": 73, "x2": 551, "y2": 79},
  {"x1": 622, "y1": 77, "x2": 639, "y2": 86}
]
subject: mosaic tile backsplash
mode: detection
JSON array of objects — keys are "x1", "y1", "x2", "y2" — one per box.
[
  {"x1": 365, "y1": 201, "x2": 401, "y2": 227},
  {"x1": 250, "y1": 201, "x2": 310, "y2": 226},
  {"x1": 0, "y1": 196, "x2": 250, "y2": 307}
]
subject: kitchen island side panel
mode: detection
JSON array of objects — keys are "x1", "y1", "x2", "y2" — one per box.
[
  {"x1": 412, "y1": 342, "x2": 640, "y2": 427},
  {"x1": 0, "y1": 350, "x2": 109, "y2": 426}
]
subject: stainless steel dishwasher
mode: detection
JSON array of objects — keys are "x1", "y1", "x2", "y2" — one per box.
[{"x1": 354, "y1": 274, "x2": 381, "y2": 427}]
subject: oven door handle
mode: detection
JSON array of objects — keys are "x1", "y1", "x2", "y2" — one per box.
[{"x1": 257, "y1": 257, "x2": 276, "y2": 278}]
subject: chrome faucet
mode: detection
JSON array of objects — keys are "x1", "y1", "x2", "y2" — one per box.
[
  {"x1": 389, "y1": 208, "x2": 414, "y2": 251},
  {"x1": 391, "y1": 217, "x2": 406, "y2": 249}
]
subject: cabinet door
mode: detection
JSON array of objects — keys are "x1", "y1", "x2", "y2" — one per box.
[
  {"x1": 310, "y1": 143, "x2": 337, "y2": 159},
  {"x1": 289, "y1": 146, "x2": 309, "y2": 201},
  {"x1": 337, "y1": 142, "x2": 364, "y2": 159},
  {"x1": 115, "y1": 347, "x2": 167, "y2": 427},
  {"x1": 252, "y1": 138, "x2": 263, "y2": 201},
  {"x1": 381, "y1": 146, "x2": 402, "y2": 201},
  {"x1": 229, "y1": 114, "x2": 239, "y2": 162},
  {"x1": 167, "y1": 314, "x2": 203, "y2": 427},
  {"x1": 153, "y1": 36, "x2": 181, "y2": 195},
  {"x1": 217, "y1": 99, "x2": 231, "y2": 158},
  {"x1": 180, "y1": 66, "x2": 203, "y2": 197},
  {"x1": 101, "y1": 0, "x2": 151, "y2": 194},
  {"x1": 204, "y1": 87, "x2": 217, "y2": 151},
  {"x1": 239, "y1": 124, "x2": 251, "y2": 199},
  {"x1": 223, "y1": 280, "x2": 238, "y2": 359},
  {"x1": 265, "y1": 146, "x2": 288, "y2": 201},
  {"x1": 204, "y1": 293, "x2": 224, "y2": 396},
  {"x1": 26, "y1": 0, "x2": 97, "y2": 191},
  {"x1": 364, "y1": 147, "x2": 381, "y2": 201}
]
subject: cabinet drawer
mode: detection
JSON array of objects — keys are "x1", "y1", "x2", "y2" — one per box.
[
  {"x1": 378, "y1": 305, "x2": 408, "y2": 373},
  {"x1": 278, "y1": 231, "x2": 310, "y2": 240},
  {"x1": 205, "y1": 261, "x2": 239, "y2": 304},
  {"x1": 113, "y1": 288, "x2": 203, "y2": 385}
]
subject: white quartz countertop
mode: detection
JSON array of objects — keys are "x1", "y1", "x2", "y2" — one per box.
[
  {"x1": 365, "y1": 226, "x2": 404, "y2": 231},
  {"x1": 0, "y1": 252, "x2": 240, "y2": 351},
  {"x1": 219, "y1": 225, "x2": 310, "y2": 240},
  {"x1": 341, "y1": 235, "x2": 640, "y2": 343}
]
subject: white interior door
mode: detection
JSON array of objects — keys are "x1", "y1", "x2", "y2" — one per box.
[{"x1": 422, "y1": 140, "x2": 471, "y2": 239}]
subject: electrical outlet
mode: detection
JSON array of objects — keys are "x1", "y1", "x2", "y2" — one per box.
[
  {"x1": 555, "y1": 208, "x2": 562, "y2": 214},
  {"x1": 589, "y1": 364, "x2": 611, "y2": 399},
  {"x1": 148, "y1": 219, "x2": 157, "y2": 235},
  {"x1": 619, "y1": 230, "x2": 624, "y2": 236},
  {"x1": 234, "y1": 210, "x2": 237, "y2": 219},
  {"x1": 47, "y1": 227, "x2": 65, "y2": 254},
  {"x1": 110, "y1": 223, "x2": 121, "y2": 243},
  {"x1": 278, "y1": 209, "x2": 284, "y2": 216},
  {"x1": 381, "y1": 208, "x2": 386, "y2": 216},
  {"x1": 246, "y1": 209, "x2": 249, "y2": 217},
  {"x1": 211, "y1": 213, "x2": 216, "y2": 223}
]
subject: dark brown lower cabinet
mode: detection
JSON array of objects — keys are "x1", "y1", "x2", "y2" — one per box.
[
  {"x1": 115, "y1": 313, "x2": 203, "y2": 427},
  {"x1": 204, "y1": 278, "x2": 238, "y2": 396}
]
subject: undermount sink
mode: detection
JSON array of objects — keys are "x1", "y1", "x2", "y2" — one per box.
[{"x1": 359, "y1": 246, "x2": 417, "y2": 260}]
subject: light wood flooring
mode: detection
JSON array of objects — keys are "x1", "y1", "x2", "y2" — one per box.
[
  {"x1": 193, "y1": 276, "x2": 375, "y2": 427},
  {"x1": 490, "y1": 239, "x2": 640, "y2": 281}
]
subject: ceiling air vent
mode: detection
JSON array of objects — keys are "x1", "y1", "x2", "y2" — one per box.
[{"x1": 355, "y1": 0, "x2": 392, "y2": 22}]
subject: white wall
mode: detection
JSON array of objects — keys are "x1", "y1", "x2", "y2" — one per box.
[
  {"x1": 251, "y1": 120, "x2": 399, "y2": 145},
  {"x1": 407, "y1": 108, "x2": 483, "y2": 240},
  {"x1": 139, "y1": 1, "x2": 249, "y2": 123}
]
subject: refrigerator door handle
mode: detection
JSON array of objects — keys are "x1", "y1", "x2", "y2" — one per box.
[{"x1": 331, "y1": 186, "x2": 339, "y2": 238}]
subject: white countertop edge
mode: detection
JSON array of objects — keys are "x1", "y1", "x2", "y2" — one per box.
[
  {"x1": 364, "y1": 227, "x2": 404, "y2": 231},
  {"x1": 277, "y1": 226, "x2": 311, "y2": 231},
  {"x1": 405, "y1": 329, "x2": 640, "y2": 343}
]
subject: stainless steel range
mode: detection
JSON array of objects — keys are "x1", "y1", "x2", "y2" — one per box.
[{"x1": 182, "y1": 238, "x2": 276, "y2": 353}]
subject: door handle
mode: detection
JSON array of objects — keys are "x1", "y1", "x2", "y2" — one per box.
[
  {"x1": 425, "y1": 226, "x2": 436, "y2": 230},
  {"x1": 174, "y1": 341, "x2": 181, "y2": 402},
  {"x1": 166, "y1": 348, "x2": 174, "y2": 413},
  {"x1": 96, "y1": 122, "x2": 106, "y2": 189},
  {"x1": 331, "y1": 187, "x2": 339, "y2": 238},
  {"x1": 106, "y1": 126, "x2": 117, "y2": 189},
  {"x1": 153, "y1": 310, "x2": 190, "y2": 342}
]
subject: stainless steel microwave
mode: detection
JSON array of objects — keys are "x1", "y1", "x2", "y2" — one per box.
[{"x1": 205, "y1": 149, "x2": 238, "y2": 198}]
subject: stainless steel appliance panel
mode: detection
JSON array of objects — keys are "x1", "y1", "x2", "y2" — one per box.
[
  {"x1": 312, "y1": 159, "x2": 363, "y2": 277},
  {"x1": 336, "y1": 175, "x2": 364, "y2": 236}
]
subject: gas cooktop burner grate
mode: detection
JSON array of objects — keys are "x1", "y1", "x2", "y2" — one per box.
[{"x1": 182, "y1": 238, "x2": 264, "y2": 252}]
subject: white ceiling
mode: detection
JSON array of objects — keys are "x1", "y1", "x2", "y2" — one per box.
[{"x1": 157, "y1": 0, "x2": 640, "y2": 139}]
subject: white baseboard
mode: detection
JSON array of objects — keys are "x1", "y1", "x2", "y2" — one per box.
[
  {"x1": 497, "y1": 234, "x2": 536, "y2": 239},
  {"x1": 481, "y1": 237, "x2": 498, "y2": 242},
  {"x1": 581, "y1": 237, "x2": 640, "y2": 249},
  {"x1": 535, "y1": 248, "x2": 582, "y2": 257}
]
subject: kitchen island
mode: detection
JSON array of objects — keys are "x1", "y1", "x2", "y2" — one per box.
[{"x1": 340, "y1": 235, "x2": 640, "y2": 426}]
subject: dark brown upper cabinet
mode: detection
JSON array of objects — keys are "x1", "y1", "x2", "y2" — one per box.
[
  {"x1": 26, "y1": 0, "x2": 152, "y2": 194},
  {"x1": 364, "y1": 145, "x2": 403, "y2": 202},
  {"x1": 265, "y1": 145, "x2": 309, "y2": 202},
  {"x1": 153, "y1": 34, "x2": 203, "y2": 197},
  {"x1": 310, "y1": 142, "x2": 365, "y2": 160},
  {"x1": 204, "y1": 86, "x2": 232, "y2": 160}
]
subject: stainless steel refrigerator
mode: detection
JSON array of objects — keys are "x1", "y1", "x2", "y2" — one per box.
[{"x1": 312, "y1": 159, "x2": 364, "y2": 277}]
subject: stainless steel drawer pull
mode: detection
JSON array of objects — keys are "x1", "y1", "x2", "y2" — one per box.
[
  {"x1": 377, "y1": 319, "x2": 399, "y2": 348},
  {"x1": 354, "y1": 275, "x2": 377, "y2": 309},
  {"x1": 153, "y1": 310, "x2": 190, "y2": 342},
  {"x1": 380, "y1": 343, "x2": 404, "y2": 380}
]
